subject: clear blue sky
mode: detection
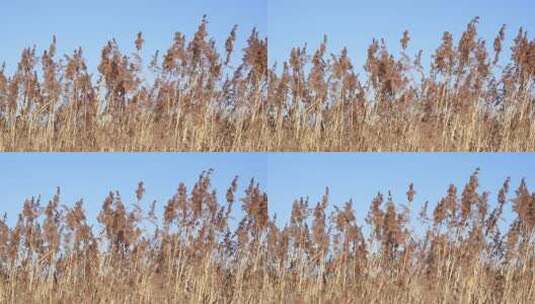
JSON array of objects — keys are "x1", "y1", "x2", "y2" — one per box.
[
  {"x1": 269, "y1": 0, "x2": 535, "y2": 69},
  {"x1": 0, "y1": 153, "x2": 267, "y2": 226},
  {"x1": 1, "y1": 153, "x2": 534, "y2": 229},
  {"x1": 3, "y1": 1, "x2": 534, "y2": 75},
  {"x1": 0, "y1": 0, "x2": 267, "y2": 73}
]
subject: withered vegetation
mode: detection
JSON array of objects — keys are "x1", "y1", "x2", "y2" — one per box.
[
  {"x1": 1, "y1": 18, "x2": 534, "y2": 151},
  {"x1": 0, "y1": 170, "x2": 534, "y2": 303}
]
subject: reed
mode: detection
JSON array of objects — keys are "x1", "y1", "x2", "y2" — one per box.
[
  {"x1": 0, "y1": 169, "x2": 533, "y2": 303},
  {"x1": 1, "y1": 18, "x2": 534, "y2": 151}
]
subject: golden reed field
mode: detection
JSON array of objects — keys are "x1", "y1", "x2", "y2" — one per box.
[
  {"x1": 0, "y1": 169, "x2": 534, "y2": 303},
  {"x1": 0, "y1": 17, "x2": 534, "y2": 152}
]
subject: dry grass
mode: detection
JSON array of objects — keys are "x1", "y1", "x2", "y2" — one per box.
[
  {"x1": 0, "y1": 169, "x2": 534, "y2": 303},
  {"x1": 1, "y1": 17, "x2": 534, "y2": 151}
]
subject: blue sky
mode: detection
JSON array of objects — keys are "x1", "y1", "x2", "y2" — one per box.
[
  {"x1": 1, "y1": 153, "x2": 534, "y2": 229},
  {"x1": 1, "y1": 2, "x2": 535, "y2": 232},
  {"x1": 269, "y1": 0, "x2": 535, "y2": 69},
  {"x1": 0, "y1": 0, "x2": 266, "y2": 73},
  {"x1": 3, "y1": 1, "x2": 534, "y2": 74},
  {"x1": 0, "y1": 153, "x2": 267, "y2": 226}
]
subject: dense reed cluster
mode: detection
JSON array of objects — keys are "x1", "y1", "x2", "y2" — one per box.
[
  {"x1": 270, "y1": 17, "x2": 535, "y2": 151},
  {"x1": 0, "y1": 170, "x2": 534, "y2": 303},
  {"x1": 0, "y1": 17, "x2": 534, "y2": 151},
  {"x1": 0, "y1": 17, "x2": 267, "y2": 151}
]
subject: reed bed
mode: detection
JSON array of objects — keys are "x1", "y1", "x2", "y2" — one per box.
[
  {"x1": 0, "y1": 169, "x2": 534, "y2": 303},
  {"x1": 1, "y1": 17, "x2": 534, "y2": 151}
]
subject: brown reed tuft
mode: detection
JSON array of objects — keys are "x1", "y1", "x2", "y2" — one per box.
[
  {"x1": 1, "y1": 18, "x2": 534, "y2": 151},
  {"x1": 0, "y1": 170, "x2": 532, "y2": 303}
]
